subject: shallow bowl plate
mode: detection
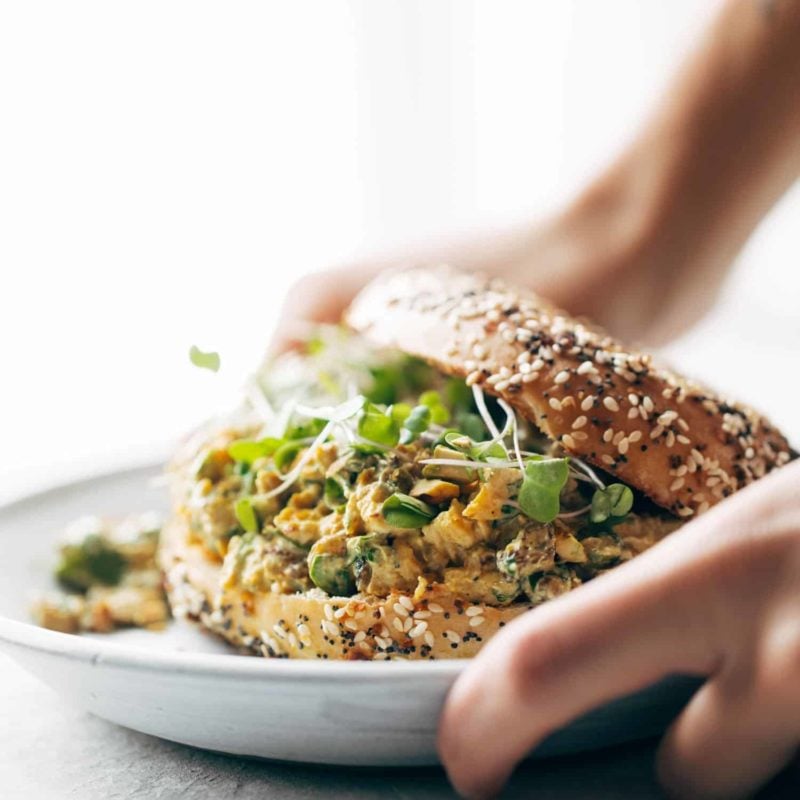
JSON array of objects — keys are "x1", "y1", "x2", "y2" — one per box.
[{"x1": 0, "y1": 465, "x2": 700, "y2": 766}]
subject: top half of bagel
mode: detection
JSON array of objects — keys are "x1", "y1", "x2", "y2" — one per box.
[{"x1": 346, "y1": 266, "x2": 793, "y2": 519}]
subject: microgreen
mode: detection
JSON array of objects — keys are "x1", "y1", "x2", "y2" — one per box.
[
  {"x1": 284, "y1": 418, "x2": 327, "y2": 440},
  {"x1": 381, "y1": 493, "x2": 437, "y2": 528},
  {"x1": 324, "y1": 475, "x2": 348, "y2": 509},
  {"x1": 273, "y1": 440, "x2": 305, "y2": 472},
  {"x1": 234, "y1": 497, "x2": 260, "y2": 533},
  {"x1": 454, "y1": 411, "x2": 487, "y2": 441},
  {"x1": 390, "y1": 402, "x2": 413, "y2": 425},
  {"x1": 357, "y1": 402, "x2": 400, "y2": 447},
  {"x1": 590, "y1": 484, "x2": 634, "y2": 523},
  {"x1": 189, "y1": 345, "x2": 221, "y2": 372},
  {"x1": 517, "y1": 457, "x2": 570, "y2": 523},
  {"x1": 442, "y1": 431, "x2": 506, "y2": 461},
  {"x1": 228, "y1": 437, "x2": 283, "y2": 465},
  {"x1": 419, "y1": 390, "x2": 450, "y2": 424},
  {"x1": 399, "y1": 404, "x2": 431, "y2": 444}
]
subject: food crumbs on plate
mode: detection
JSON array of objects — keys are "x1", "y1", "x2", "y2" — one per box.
[{"x1": 31, "y1": 512, "x2": 170, "y2": 634}]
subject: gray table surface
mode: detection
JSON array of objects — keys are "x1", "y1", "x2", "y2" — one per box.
[{"x1": 2, "y1": 654, "x2": 798, "y2": 800}]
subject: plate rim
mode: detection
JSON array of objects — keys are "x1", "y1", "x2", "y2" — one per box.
[{"x1": 0, "y1": 462, "x2": 466, "y2": 682}]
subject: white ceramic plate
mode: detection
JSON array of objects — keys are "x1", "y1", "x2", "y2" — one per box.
[{"x1": 0, "y1": 464, "x2": 700, "y2": 766}]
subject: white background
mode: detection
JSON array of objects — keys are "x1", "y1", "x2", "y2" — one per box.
[{"x1": 1, "y1": 1, "x2": 798, "y2": 503}]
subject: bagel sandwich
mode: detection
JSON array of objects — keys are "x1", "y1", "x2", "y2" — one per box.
[{"x1": 160, "y1": 267, "x2": 793, "y2": 660}]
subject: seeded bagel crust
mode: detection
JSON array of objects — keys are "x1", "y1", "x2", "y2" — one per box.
[
  {"x1": 346, "y1": 266, "x2": 792, "y2": 518},
  {"x1": 160, "y1": 517, "x2": 531, "y2": 660}
]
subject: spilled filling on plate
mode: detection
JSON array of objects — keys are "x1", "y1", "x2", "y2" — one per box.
[
  {"x1": 32, "y1": 514, "x2": 169, "y2": 633},
  {"x1": 173, "y1": 331, "x2": 681, "y2": 608}
]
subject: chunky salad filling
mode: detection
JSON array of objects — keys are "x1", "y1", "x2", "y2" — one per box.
[
  {"x1": 174, "y1": 334, "x2": 680, "y2": 607},
  {"x1": 33, "y1": 514, "x2": 169, "y2": 633}
]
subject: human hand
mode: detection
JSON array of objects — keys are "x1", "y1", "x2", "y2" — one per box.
[{"x1": 438, "y1": 458, "x2": 800, "y2": 799}]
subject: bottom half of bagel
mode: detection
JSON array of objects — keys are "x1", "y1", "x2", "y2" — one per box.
[{"x1": 159, "y1": 517, "x2": 533, "y2": 660}]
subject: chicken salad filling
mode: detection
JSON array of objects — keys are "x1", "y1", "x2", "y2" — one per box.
[{"x1": 173, "y1": 334, "x2": 681, "y2": 607}]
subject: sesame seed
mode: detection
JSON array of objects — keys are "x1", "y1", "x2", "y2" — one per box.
[
  {"x1": 658, "y1": 410, "x2": 678, "y2": 425},
  {"x1": 697, "y1": 501, "x2": 710, "y2": 514},
  {"x1": 469, "y1": 616, "x2": 486, "y2": 628},
  {"x1": 353, "y1": 631, "x2": 367, "y2": 643},
  {"x1": 375, "y1": 636, "x2": 391, "y2": 650},
  {"x1": 627, "y1": 408, "x2": 639, "y2": 419},
  {"x1": 472, "y1": 344, "x2": 487, "y2": 359},
  {"x1": 562, "y1": 434, "x2": 577, "y2": 449},
  {"x1": 424, "y1": 631, "x2": 435, "y2": 648},
  {"x1": 403, "y1": 617, "x2": 413, "y2": 633},
  {"x1": 666, "y1": 431, "x2": 676, "y2": 448},
  {"x1": 516, "y1": 328, "x2": 533, "y2": 343},
  {"x1": 344, "y1": 620, "x2": 358, "y2": 631},
  {"x1": 393, "y1": 602, "x2": 410, "y2": 618},
  {"x1": 495, "y1": 380, "x2": 510, "y2": 391},
  {"x1": 466, "y1": 370, "x2": 482, "y2": 386},
  {"x1": 554, "y1": 370, "x2": 570, "y2": 384},
  {"x1": 413, "y1": 610, "x2": 432, "y2": 620},
  {"x1": 324, "y1": 604, "x2": 334, "y2": 621},
  {"x1": 445, "y1": 630, "x2": 460, "y2": 643},
  {"x1": 603, "y1": 428, "x2": 614, "y2": 443},
  {"x1": 409, "y1": 622, "x2": 428, "y2": 639},
  {"x1": 531, "y1": 358, "x2": 545, "y2": 371},
  {"x1": 392, "y1": 617, "x2": 404, "y2": 633},
  {"x1": 577, "y1": 361, "x2": 595, "y2": 375},
  {"x1": 523, "y1": 372, "x2": 539, "y2": 383},
  {"x1": 581, "y1": 395, "x2": 595, "y2": 411},
  {"x1": 628, "y1": 430, "x2": 642, "y2": 443},
  {"x1": 650, "y1": 425, "x2": 664, "y2": 440},
  {"x1": 603, "y1": 396, "x2": 620, "y2": 412},
  {"x1": 572, "y1": 416, "x2": 588, "y2": 429},
  {"x1": 549, "y1": 397, "x2": 562, "y2": 411},
  {"x1": 618, "y1": 438, "x2": 629, "y2": 455},
  {"x1": 334, "y1": 606, "x2": 348, "y2": 619},
  {"x1": 297, "y1": 623, "x2": 311, "y2": 638},
  {"x1": 601, "y1": 454, "x2": 615, "y2": 466},
  {"x1": 322, "y1": 620, "x2": 339, "y2": 637},
  {"x1": 677, "y1": 507, "x2": 695, "y2": 517},
  {"x1": 669, "y1": 477, "x2": 685, "y2": 491},
  {"x1": 643, "y1": 396, "x2": 654, "y2": 412},
  {"x1": 572, "y1": 430, "x2": 588, "y2": 441},
  {"x1": 428, "y1": 603, "x2": 444, "y2": 613},
  {"x1": 465, "y1": 606, "x2": 483, "y2": 617},
  {"x1": 677, "y1": 435, "x2": 691, "y2": 445},
  {"x1": 745, "y1": 447, "x2": 755, "y2": 459},
  {"x1": 613, "y1": 431, "x2": 625, "y2": 445},
  {"x1": 628, "y1": 393, "x2": 639, "y2": 406}
]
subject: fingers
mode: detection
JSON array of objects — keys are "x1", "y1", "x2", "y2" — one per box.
[
  {"x1": 268, "y1": 263, "x2": 381, "y2": 355},
  {"x1": 657, "y1": 664, "x2": 800, "y2": 799},
  {"x1": 439, "y1": 466, "x2": 800, "y2": 799},
  {"x1": 438, "y1": 534, "x2": 723, "y2": 798}
]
